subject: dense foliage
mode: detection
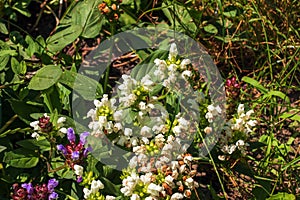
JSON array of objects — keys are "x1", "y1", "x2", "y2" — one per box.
[{"x1": 0, "y1": 0, "x2": 299, "y2": 199}]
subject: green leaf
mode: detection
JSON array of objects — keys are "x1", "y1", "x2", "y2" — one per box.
[
  {"x1": 263, "y1": 91, "x2": 290, "y2": 103},
  {"x1": 8, "y1": 99, "x2": 41, "y2": 124},
  {"x1": 28, "y1": 65, "x2": 63, "y2": 90},
  {"x1": 242, "y1": 76, "x2": 268, "y2": 94},
  {"x1": 12, "y1": 0, "x2": 31, "y2": 17},
  {"x1": 59, "y1": 70, "x2": 103, "y2": 100},
  {"x1": 3, "y1": 149, "x2": 39, "y2": 168},
  {"x1": 70, "y1": 0, "x2": 104, "y2": 38},
  {"x1": 16, "y1": 139, "x2": 51, "y2": 152},
  {"x1": 46, "y1": 25, "x2": 82, "y2": 53},
  {"x1": 25, "y1": 35, "x2": 38, "y2": 57},
  {"x1": 0, "y1": 22, "x2": 8, "y2": 34},
  {"x1": 266, "y1": 193, "x2": 295, "y2": 200},
  {"x1": 11, "y1": 57, "x2": 26, "y2": 75},
  {"x1": 204, "y1": 24, "x2": 218, "y2": 34},
  {"x1": 0, "y1": 145, "x2": 7, "y2": 153}
]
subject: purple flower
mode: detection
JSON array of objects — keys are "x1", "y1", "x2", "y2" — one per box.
[
  {"x1": 48, "y1": 192, "x2": 58, "y2": 200},
  {"x1": 47, "y1": 179, "x2": 58, "y2": 193},
  {"x1": 83, "y1": 145, "x2": 92, "y2": 157},
  {"x1": 76, "y1": 176, "x2": 83, "y2": 183},
  {"x1": 21, "y1": 183, "x2": 33, "y2": 194},
  {"x1": 57, "y1": 144, "x2": 67, "y2": 155},
  {"x1": 79, "y1": 132, "x2": 90, "y2": 145},
  {"x1": 71, "y1": 151, "x2": 80, "y2": 160},
  {"x1": 67, "y1": 128, "x2": 76, "y2": 143}
]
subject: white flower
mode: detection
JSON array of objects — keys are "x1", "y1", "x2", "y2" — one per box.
[
  {"x1": 91, "y1": 180, "x2": 104, "y2": 193},
  {"x1": 59, "y1": 127, "x2": 67, "y2": 134},
  {"x1": 57, "y1": 117, "x2": 66, "y2": 124},
  {"x1": 83, "y1": 188, "x2": 92, "y2": 199},
  {"x1": 31, "y1": 132, "x2": 40, "y2": 139},
  {"x1": 228, "y1": 144, "x2": 237, "y2": 154},
  {"x1": 183, "y1": 155, "x2": 193, "y2": 164},
  {"x1": 141, "y1": 126, "x2": 152, "y2": 138},
  {"x1": 170, "y1": 193, "x2": 184, "y2": 200},
  {"x1": 237, "y1": 104, "x2": 244, "y2": 116},
  {"x1": 236, "y1": 139, "x2": 245, "y2": 147},
  {"x1": 30, "y1": 121, "x2": 39, "y2": 130},
  {"x1": 185, "y1": 177, "x2": 194, "y2": 189},
  {"x1": 74, "y1": 164, "x2": 83, "y2": 176},
  {"x1": 218, "y1": 155, "x2": 226, "y2": 161},
  {"x1": 113, "y1": 110, "x2": 123, "y2": 121},
  {"x1": 141, "y1": 74, "x2": 154, "y2": 90},
  {"x1": 131, "y1": 194, "x2": 140, "y2": 200},
  {"x1": 204, "y1": 127, "x2": 212, "y2": 134},
  {"x1": 165, "y1": 175, "x2": 175, "y2": 188},
  {"x1": 181, "y1": 70, "x2": 192, "y2": 79},
  {"x1": 147, "y1": 183, "x2": 163, "y2": 196},
  {"x1": 124, "y1": 128, "x2": 133, "y2": 137},
  {"x1": 139, "y1": 102, "x2": 147, "y2": 110},
  {"x1": 113, "y1": 123, "x2": 122, "y2": 132},
  {"x1": 169, "y1": 43, "x2": 178, "y2": 60},
  {"x1": 105, "y1": 195, "x2": 116, "y2": 200},
  {"x1": 180, "y1": 59, "x2": 191, "y2": 69},
  {"x1": 140, "y1": 173, "x2": 152, "y2": 185}
]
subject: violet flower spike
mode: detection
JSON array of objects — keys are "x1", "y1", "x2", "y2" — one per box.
[
  {"x1": 47, "y1": 178, "x2": 59, "y2": 193},
  {"x1": 83, "y1": 145, "x2": 92, "y2": 157},
  {"x1": 71, "y1": 151, "x2": 80, "y2": 160},
  {"x1": 79, "y1": 131, "x2": 90, "y2": 145},
  {"x1": 21, "y1": 183, "x2": 33, "y2": 194},
  {"x1": 67, "y1": 128, "x2": 76, "y2": 143},
  {"x1": 57, "y1": 144, "x2": 67, "y2": 155},
  {"x1": 48, "y1": 192, "x2": 58, "y2": 200}
]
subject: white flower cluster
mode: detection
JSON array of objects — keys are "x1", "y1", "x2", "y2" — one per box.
[
  {"x1": 121, "y1": 154, "x2": 198, "y2": 200},
  {"x1": 218, "y1": 104, "x2": 257, "y2": 160},
  {"x1": 153, "y1": 43, "x2": 192, "y2": 89},
  {"x1": 205, "y1": 104, "x2": 222, "y2": 123},
  {"x1": 83, "y1": 179, "x2": 104, "y2": 199}
]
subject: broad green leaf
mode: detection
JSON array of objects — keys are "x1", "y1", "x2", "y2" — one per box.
[
  {"x1": 59, "y1": 70, "x2": 102, "y2": 100},
  {"x1": 223, "y1": 9, "x2": 237, "y2": 18},
  {"x1": 12, "y1": 0, "x2": 31, "y2": 17},
  {"x1": 70, "y1": 0, "x2": 103, "y2": 38},
  {"x1": 266, "y1": 193, "x2": 295, "y2": 200},
  {"x1": 162, "y1": 1, "x2": 197, "y2": 33},
  {"x1": 8, "y1": 100, "x2": 41, "y2": 124},
  {"x1": 204, "y1": 24, "x2": 218, "y2": 34},
  {"x1": 46, "y1": 25, "x2": 82, "y2": 53},
  {"x1": 0, "y1": 22, "x2": 8, "y2": 34},
  {"x1": 3, "y1": 149, "x2": 39, "y2": 168},
  {"x1": 16, "y1": 139, "x2": 51, "y2": 152},
  {"x1": 242, "y1": 76, "x2": 268, "y2": 94},
  {"x1": 28, "y1": 65, "x2": 63, "y2": 90}
]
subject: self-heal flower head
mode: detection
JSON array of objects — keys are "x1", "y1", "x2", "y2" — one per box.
[
  {"x1": 67, "y1": 128, "x2": 76, "y2": 143},
  {"x1": 47, "y1": 178, "x2": 59, "y2": 193},
  {"x1": 57, "y1": 144, "x2": 67, "y2": 155},
  {"x1": 83, "y1": 145, "x2": 93, "y2": 157}
]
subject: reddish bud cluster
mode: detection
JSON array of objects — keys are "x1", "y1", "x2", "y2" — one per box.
[
  {"x1": 38, "y1": 115, "x2": 53, "y2": 133},
  {"x1": 98, "y1": 0, "x2": 122, "y2": 22},
  {"x1": 225, "y1": 76, "x2": 241, "y2": 97}
]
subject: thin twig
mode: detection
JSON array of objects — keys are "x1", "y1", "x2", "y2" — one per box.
[{"x1": 0, "y1": 114, "x2": 18, "y2": 134}]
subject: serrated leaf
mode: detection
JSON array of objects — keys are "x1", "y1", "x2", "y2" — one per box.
[
  {"x1": 46, "y1": 25, "x2": 82, "y2": 53},
  {"x1": 3, "y1": 149, "x2": 39, "y2": 168},
  {"x1": 204, "y1": 24, "x2": 218, "y2": 34},
  {"x1": 28, "y1": 65, "x2": 62, "y2": 90}
]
